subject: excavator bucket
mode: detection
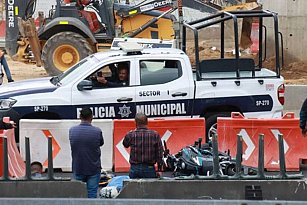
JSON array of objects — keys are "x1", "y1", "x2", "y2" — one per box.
[{"x1": 14, "y1": 17, "x2": 42, "y2": 67}]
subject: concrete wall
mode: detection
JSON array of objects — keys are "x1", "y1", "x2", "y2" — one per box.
[
  {"x1": 262, "y1": 0, "x2": 307, "y2": 63},
  {"x1": 284, "y1": 85, "x2": 307, "y2": 116}
]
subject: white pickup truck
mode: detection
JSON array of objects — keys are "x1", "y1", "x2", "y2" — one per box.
[{"x1": 0, "y1": 10, "x2": 284, "y2": 141}]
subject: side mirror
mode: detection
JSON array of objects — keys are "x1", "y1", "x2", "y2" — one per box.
[{"x1": 77, "y1": 80, "x2": 93, "y2": 91}]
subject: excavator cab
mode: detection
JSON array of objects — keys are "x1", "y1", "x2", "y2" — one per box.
[{"x1": 43, "y1": 0, "x2": 115, "y2": 38}]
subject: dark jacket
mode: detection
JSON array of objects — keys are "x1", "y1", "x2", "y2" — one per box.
[
  {"x1": 0, "y1": 121, "x2": 14, "y2": 130},
  {"x1": 106, "y1": 79, "x2": 129, "y2": 87},
  {"x1": 300, "y1": 98, "x2": 307, "y2": 130}
]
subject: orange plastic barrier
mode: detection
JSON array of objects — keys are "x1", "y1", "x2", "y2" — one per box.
[
  {"x1": 0, "y1": 129, "x2": 26, "y2": 178},
  {"x1": 218, "y1": 112, "x2": 306, "y2": 171},
  {"x1": 113, "y1": 118, "x2": 206, "y2": 172}
]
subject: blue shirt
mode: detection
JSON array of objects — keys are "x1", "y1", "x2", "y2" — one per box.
[{"x1": 69, "y1": 122, "x2": 104, "y2": 175}]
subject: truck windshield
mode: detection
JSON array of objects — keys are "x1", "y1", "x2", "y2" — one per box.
[{"x1": 51, "y1": 56, "x2": 98, "y2": 85}]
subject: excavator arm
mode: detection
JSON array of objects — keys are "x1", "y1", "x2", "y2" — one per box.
[
  {"x1": 116, "y1": 0, "x2": 175, "y2": 18},
  {"x1": 16, "y1": 17, "x2": 42, "y2": 66},
  {"x1": 8, "y1": 0, "x2": 42, "y2": 66}
]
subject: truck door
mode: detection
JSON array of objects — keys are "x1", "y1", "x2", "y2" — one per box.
[
  {"x1": 71, "y1": 60, "x2": 136, "y2": 119},
  {"x1": 135, "y1": 59, "x2": 193, "y2": 118}
]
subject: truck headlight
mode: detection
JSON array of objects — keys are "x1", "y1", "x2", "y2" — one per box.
[{"x1": 0, "y1": 99, "x2": 17, "y2": 109}]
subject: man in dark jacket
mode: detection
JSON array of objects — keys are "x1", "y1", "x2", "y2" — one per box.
[
  {"x1": 69, "y1": 107, "x2": 104, "y2": 198},
  {"x1": 96, "y1": 63, "x2": 129, "y2": 87},
  {"x1": 123, "y1": 112, "x2": 163, "y2": 178},
  {"x1": 300, "y1": 98, "x2": 307, "y2": 135}
]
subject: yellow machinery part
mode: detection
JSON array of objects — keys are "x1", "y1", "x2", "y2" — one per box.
[
  {"x1": 223, "y1": 2, "x2": 259, "y2": 11},
  {"x1": 53, "y1": 44, "x2": 80, "y2": 72},
  {"x1": 116, "y1": 13, "x2": 175, "y2": 40},
  {"x1": 96, "y1": 42, "x2": 113, "y2": 52},
  {"x1": 17, "y1": 17, "x2": 42, "y2": 66}
]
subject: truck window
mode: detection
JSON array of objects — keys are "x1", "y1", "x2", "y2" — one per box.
[
  {"x1": 140, "y1": 60, "x2": 182, "y2": 86},
  {"x1": 89, "y1": 61, "x2": 130, "y2": 88}
]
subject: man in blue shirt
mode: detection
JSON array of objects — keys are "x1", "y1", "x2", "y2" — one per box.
[{"x1": 69, "y1": 107, "x2": 104, "y2": 198}]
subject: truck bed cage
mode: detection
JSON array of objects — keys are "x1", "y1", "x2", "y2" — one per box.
[{"x1": 182, "y1": 10, "x2": 282, "y2": 81}]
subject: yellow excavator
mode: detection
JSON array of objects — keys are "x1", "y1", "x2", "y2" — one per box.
[
  {"x1": 6, "y1": 0, "x2": 179, "y2": 75},
  {"x1": 5, "y1": 0, "x2": 259, "y2": 75}
]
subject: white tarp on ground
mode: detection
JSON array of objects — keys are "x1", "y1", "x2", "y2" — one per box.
[{"x1": 19, "y1": 119, "x2": 113, "y2": 172}]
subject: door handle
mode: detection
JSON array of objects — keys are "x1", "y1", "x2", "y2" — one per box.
[
  {"x1": 117, "y1": 97, "x2": 133, "y2": 102},
  {"x1": 171, "y1": 92, "x2": 187, "y2": 97}
]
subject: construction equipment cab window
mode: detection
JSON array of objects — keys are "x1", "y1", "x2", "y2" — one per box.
[
  {"x1": 140, "y1": 60, "x2": 182, "y2": 86},
  {"x1": 76, "y1": 0, "x2": 104, "y2": 33}
]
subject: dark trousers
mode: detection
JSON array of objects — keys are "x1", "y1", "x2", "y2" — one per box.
[{"x1": 129, "y1": 164, "x2": 157, "y2": 179}]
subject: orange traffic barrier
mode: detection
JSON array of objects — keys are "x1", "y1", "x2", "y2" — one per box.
[
  {"x1": 218, "y1": 112, "x2": 306, "y2": 171},
  {"x1": 0, "y1": 129, "x2": 26, "y2": 178},
  {"x1": 113, "y1": 118, "x2": 206, "y2": 172}
]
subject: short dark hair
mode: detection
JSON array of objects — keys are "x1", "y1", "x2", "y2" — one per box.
[
  {"x1": 135, "y1": 112, "x2": 148, "y2": 126},
  {"x1": 31, "y1": 161, "x2": 43, "y2": 173},
  {"x1": 118, "y1": 62, "x2": 129, "y2": 71},
  {"x1": 31, "y1": 161, "x2": 42, "y2": 168},
  {"x1": 80, "y1": 107, "x2": 93, "y2": 120}
]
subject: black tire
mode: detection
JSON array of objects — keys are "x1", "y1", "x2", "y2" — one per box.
[
  {"x1": 205, "y1": 112, "x2": 231, "y2": 142},
  {"x1": 226, "y1": 164, "x2": 236, "y2": 176},
  {"x1": 42, "y1": 31, "x2": 93, "y2": 76}
]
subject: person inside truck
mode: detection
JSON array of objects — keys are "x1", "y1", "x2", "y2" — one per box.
[{"x1": 96, "y1": 62, "x2": 129, "y2": 87}]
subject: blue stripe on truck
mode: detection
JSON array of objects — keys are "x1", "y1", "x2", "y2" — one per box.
[{"x1": 9, "y1": 94, "x2": 273, "y2": 121}]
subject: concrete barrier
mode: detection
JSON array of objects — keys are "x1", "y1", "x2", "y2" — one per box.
[
  {"x1": 284, "y1": 85, "x2": 307, "y2": 116},
  {"x1": 19, "y1": 119, "x2": 113, "y2": 172},
  {"x1": 0, "y1": 181, "x2": 87, "y2": 198},
  {"x1": 117, "y1": 179, "x2": 307, "y2": 201},
  {"x1": 0, "y1": 198, "x2": 307, "y2": 205}
]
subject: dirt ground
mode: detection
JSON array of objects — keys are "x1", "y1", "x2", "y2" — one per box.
[
  {"x1": 4, "y1": 56, "x2": 48, "y2": 84},
  {"x1": 186, "y1": 43, "x2": 307, "y2": 85},
  {"x1": 3, "y1": 50, "x2": 307, "y2": 85},
  {"x1": 271, "y1": 60, "x2": 307, "y2": 85}
]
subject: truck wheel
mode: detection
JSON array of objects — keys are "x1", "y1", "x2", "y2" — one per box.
[
  {"x1": 42, "y1": 32, "x2": 93, "y2": 76},
  {"x1": 205, "y1": 112, "x2": 231, "y2": 142}
]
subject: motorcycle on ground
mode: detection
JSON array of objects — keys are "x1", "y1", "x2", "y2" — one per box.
[{"x1": 163, "y1": 138, "x2": 257, "y2": 177}]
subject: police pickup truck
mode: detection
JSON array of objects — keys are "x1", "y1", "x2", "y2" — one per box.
[{"x1": 0, "y1": 10, "x2": 284, "y2": 141}]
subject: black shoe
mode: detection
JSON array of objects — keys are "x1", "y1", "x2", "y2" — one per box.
[{"x1": 8, "y1": 79, "x2": 14, "y2": 83}]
